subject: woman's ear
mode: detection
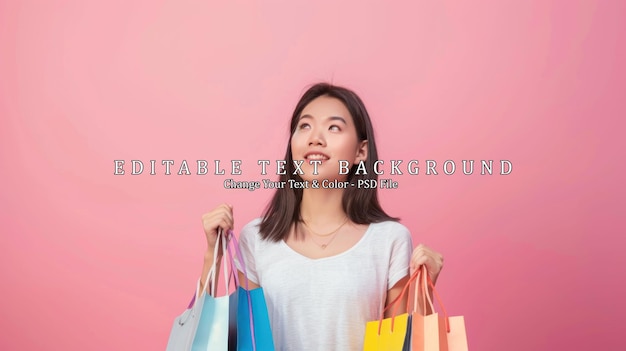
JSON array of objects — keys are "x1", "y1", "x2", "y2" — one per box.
[{"x1": 355, "y1": 140, "x2": 368, "y2": 163}]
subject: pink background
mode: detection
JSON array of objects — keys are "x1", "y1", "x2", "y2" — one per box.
[{"x1": 1, "y1": 0, "x2": 625, "y2": 350}]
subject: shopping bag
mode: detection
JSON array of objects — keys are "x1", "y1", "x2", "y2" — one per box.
[
  {"x1": 166, "y1": 229, "x2": 238, "y2": 351},
  {"x1": 363, "y1": 270, "x2": 421, "y2": 351},
  {"x1": 192, "y1": 290, "x2": 237, "y2": 351},
  {"x1": 227, "y1": 232, "x2": 275, "y2": 351},
  {"x1": 401, "y1": 315, "x2": 413, "y2": 351},
  {"x1": 192, "y1": 229, "x2": 239, "y2": 351},
  {"x1": 165, "y1": 276, "x2": 210, "y2": 351},
  {"x1": 166, "y1": 229, "x2": 226, "y2": 350},
  {"x1": 410, "y1": 266, "x2": 468, "y2": 351}
]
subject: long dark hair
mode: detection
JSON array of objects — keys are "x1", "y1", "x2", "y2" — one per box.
[{"x1": 259, "y1": 82, "x2": 398, "y2": 242}]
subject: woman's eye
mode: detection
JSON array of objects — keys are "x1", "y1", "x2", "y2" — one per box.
[
  {"x1": 329, "y1": 125, "x2": 341, "y2": 131},
  {"x1": 298, "y1": 123, "x2": 310, "y2": 129}
]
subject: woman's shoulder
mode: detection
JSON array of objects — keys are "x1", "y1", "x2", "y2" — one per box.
[
  {"x1": 239, "y1": 218, "x2": 263, "y2": 239},
  {"x1": 369, "y1": 220, "x2": 412, "y2": 243},
  {"x1": 238, "y1": 218, "x2": 282, "y2": 252},
  {"x1": 241, "y1": 217, "x2": 262, "y2": 231},
  {"x1": 370, "y1": 220, "x2": 410, "y2": 233}
]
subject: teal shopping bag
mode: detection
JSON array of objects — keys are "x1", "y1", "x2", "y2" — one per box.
[
  {"x1": 227, "y1": 232, "x2": 276, "y2": 351},
  {"x1": 192, "y1": 292, "x2": 237, "y2": 351}
]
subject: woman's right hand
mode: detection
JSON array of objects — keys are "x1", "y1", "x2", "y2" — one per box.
[{"x1": 201, "y1": 203, "x2": 234, "y2": 250}]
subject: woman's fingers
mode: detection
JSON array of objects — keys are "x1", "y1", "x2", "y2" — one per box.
[
  {"x1": 410, "y1": 244, "x2": 444, "y2": 283},
  {"x1": 201, "y1": 204, "x2": 234, "y2": 249}
]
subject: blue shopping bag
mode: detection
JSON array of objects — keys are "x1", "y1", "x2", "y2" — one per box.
[{"x1": 236, "y1": 287, "x2": 274, "y2": 351}]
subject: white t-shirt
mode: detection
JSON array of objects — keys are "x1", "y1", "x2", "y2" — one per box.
[{"x1": 237, "y1": 218, "x2": 413, "y2": 351}]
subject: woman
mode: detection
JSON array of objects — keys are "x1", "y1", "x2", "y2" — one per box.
[{"x1": 200, "y1": 83, "x2": 444, "y2": 350}]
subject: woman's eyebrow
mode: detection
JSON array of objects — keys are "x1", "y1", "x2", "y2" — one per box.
[
  {"x1": 298, "y1": 115, "x2": 347, "y2": 124},
  {"x1": 328, "y1": 116, "x2": 347, "y2": 124}
]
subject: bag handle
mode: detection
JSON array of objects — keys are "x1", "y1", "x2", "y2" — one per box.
[
  {"x1": 225, "y1": 231, "x2": 251, "y2": 290},
  {"x1": 376, "y1": 269, "x2": 421, "y2": 335},
  {"x1": 416, "y1": 265, "x2": 451, "y2": 333},
  {"x1": 221, "y1": 230, "x2": 240, "y2": 295},
  {"x1": 204, "y1": 228, "x2": 223, "y2": 298},
  {"x1": 221, "y1": 229, "x2": 239, "y2": 295},
  {"x1": 209, "y1": 229, "x2": 232, "y2": 297},
  {"x1": 179, "y1": 229, "x2": 223, "y2": 325},
  {"x1": 225, "y1": 230, "x2": 257, "y2": 351},
  {"x1": 414, "y1": 265, "x2": 428, "y2": 316}
]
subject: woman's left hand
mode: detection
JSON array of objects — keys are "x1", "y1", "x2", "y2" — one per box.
[{"x1": 410, "y1": 244, "x2": 444, "y2": 285}]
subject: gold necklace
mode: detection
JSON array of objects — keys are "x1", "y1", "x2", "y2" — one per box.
[
  {"x1": 303, "y1": 217, "x2": 349, "y2": 237},
  {"x1": 308, "y1": 231, "x2": 340, "y2": 249},
  {"x1": 303, "y1": 217, "x2": 349, "y2": 249}
]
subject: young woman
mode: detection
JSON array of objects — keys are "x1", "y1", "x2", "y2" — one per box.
[{"x1": 199, "y1": 83, "x2": 444, "y2": 350}]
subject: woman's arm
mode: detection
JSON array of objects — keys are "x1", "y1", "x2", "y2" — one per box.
[
  {"x1": 237, "y1": 271, "x2": 260, "y2": 291},
  {"x1": 384, "y1": 275, "x2": 410, "y2": 318}
]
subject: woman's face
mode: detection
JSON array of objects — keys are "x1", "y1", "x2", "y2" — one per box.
[{"x1": 290, "y1": 95, "x2": 367, "y2": 182}]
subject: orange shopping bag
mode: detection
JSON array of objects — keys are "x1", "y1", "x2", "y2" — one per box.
[{"x1": 410, "y1": 266, "x2": 468, "y2": 351}]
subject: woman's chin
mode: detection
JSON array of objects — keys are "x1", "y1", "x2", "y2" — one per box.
[{"x1": 298, "y1": 175, "x2": 349, "y2": 185}]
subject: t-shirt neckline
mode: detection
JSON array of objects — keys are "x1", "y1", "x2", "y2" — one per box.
[{"x1": 280, "y1": 222, "x2": 375, "y2": 261}]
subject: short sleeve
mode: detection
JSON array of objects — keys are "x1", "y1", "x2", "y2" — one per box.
[
  {"x1": 234, "y1": 218, "x2": 262, "y2": 285},
  {"x1": 387, "y1": 223, "x2": 413, "y2": 290}
]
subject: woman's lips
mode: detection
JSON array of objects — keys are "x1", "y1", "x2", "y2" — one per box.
[{"x1": 304, "y1": 152, "x2": 330, "y2": 162}]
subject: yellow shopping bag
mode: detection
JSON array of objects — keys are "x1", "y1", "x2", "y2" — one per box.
[{"x1": 363, "y1": 270, "x2": 421, "y2": 351}]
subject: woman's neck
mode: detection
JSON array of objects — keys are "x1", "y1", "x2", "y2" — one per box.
[{"x1": 299, "y1": 187, "x2": 346, "y2": 224}]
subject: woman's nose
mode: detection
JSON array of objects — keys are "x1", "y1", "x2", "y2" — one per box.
[{"x1": 308, "y1": 131, "x2": 325, "y2": 146}]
